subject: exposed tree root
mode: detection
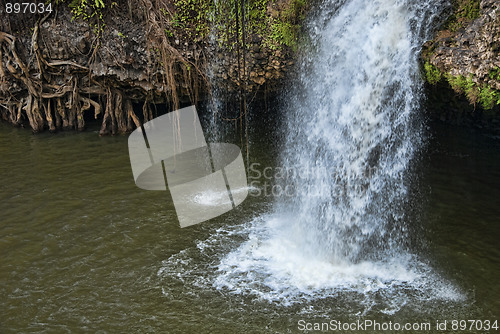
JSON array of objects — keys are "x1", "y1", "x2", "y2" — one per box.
[{"x1": 0, "y1": 1, "x2": 207, "y2": 135}]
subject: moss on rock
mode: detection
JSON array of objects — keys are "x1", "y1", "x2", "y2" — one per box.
[{"x1": 422, "y1": 0, "x2": 500, "y2": 113}]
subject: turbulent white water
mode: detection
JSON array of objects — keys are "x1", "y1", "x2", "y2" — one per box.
[
  {"x1": 160, "y1": 0, "x2": 465, "y2": 309},
  {"x1": 276, "y1": 0, "x2": 432, "y2": 265}
]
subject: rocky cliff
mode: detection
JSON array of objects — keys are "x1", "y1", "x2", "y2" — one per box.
[
  {"x1": 422, "y1": 0, "x2": 500, "y2": 119},
  {"x1": 0, "y1": 0, "x2": 307, "y2": 134},
  {"x1": 3, "y1": 0, "x2": 498, "y2": 135}
]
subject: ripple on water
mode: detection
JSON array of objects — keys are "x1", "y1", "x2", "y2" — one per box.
[{"x1": 158, "y1": 214, "x2": 465, "y2": 315}]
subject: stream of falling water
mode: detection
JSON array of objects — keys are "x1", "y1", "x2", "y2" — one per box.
[{"x1": 159, "y1": 0, "x2": 466, "y2": 312}]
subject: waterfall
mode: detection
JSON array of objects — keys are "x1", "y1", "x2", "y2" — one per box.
[
  {"x1": 211, "y1": 0, "x2": 463, "y2": 307},
  {"x1": 277, "y1": 0, "x2": 441, "y2": 264},
  {"x1": 157, "y1": 0, "x2": 464, "y2": 310}
]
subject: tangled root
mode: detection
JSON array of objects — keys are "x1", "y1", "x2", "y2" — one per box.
[{"x1": 0, "y1": 1, "x2": 207, "y2": 135}]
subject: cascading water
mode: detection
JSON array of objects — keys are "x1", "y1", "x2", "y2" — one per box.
[
  {"x1": 211, "y1": 0, "x2": 463, "y2": 306},
  {"x1": 160, "y1": 0, "x2": 465, "y2": 310},
  {"x1": 277, "y1": 0, "x2": 436, "y2": 265}
]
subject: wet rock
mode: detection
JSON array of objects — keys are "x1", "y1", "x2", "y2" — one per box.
[
  {"x1": 426, "y1": 0, "x2": 500, "y2": 88},
  {"x1": 0, "y1": 0, "x2": 299, "y2": 134}
]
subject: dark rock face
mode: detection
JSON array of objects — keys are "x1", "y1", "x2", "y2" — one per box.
[
  {"x1": 0, "y1": 1, "x2": 295, "y2": 134},
  {"x1": 0, "y1": 4, "x2": 200, "y2": 134},
  {"x1": 421, "y1": 0, "x2": 500, "y2": 132},
  {"x1": 423, "y1": 0, "x2": 500, "y2": 120},
  {"x1": 427, "y1": 0, "x2": 499, "y2": 90}
]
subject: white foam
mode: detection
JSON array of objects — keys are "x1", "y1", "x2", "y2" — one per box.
[
  {"x1": 211, "y1": 215, "x2": 464, "y2": 307},
  {"x1": 159, "y1": 0, "x2": 461, "y2": 314},
  {"x1": 191, "y1": 186, "x2": 255, "y2": 206}
]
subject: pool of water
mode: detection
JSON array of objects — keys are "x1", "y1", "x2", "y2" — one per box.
[{"x1": 0, "y1": 118, "x2": 499, "y2": 333}]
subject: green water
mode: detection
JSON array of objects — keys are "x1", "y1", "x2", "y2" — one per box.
[{"x1": 0, "y1": 120, "x2": 499, "y2": 333}]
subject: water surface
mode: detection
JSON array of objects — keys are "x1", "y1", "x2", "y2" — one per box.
[{"x1": 0, "y1": 119, "x2": 499, "y2": 333}]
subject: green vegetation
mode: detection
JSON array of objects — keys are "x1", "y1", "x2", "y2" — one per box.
[
  {"x1": 236, "y1": 0, "x2": 309, "y2": 50},
  {"x1": 421, "y1": 0, "x2": 499, "y2": 110},
  {"x1": 444, "y1": 73, "x2": 500, "y2": 110},
  {"x1": 69, "y1": 0, "x2": 105, "y2": 21},
  {"x1": 52, "y1": 0, "x2": 116, "y2": 35},
  {"x1": 269, "y1": 0, "x2": 308, "y2": 50},
  {"x1": 478, "y1": 85, "x2": 500, "y2": 110},
  {"x1": 424, "y1": 61, "x2": 442, "y2": 85},
  {"x1": 51, "y1": 0, "x2": 309, "y2": 51},
  {"x1": 443, "y1": 0, "x2": 480, "y2": 32},
  {"x1": 447, "y1": 74, "x2": 477, "y2": 103},
  {"x1": 488, "y1": 67, "x2": 500, "y2": 81},
  {"x1": 168, "y1": 0, "x2": 213, "y2": 39},
  {"x1": 446, "y1": 73, "x2": 470, "y2": 94},
  {"x1": 162, "y1": 0, "x2": 309, "y2": 51},
  {"x1": 424, "y1": 62, "x2": 500, "y2": 110}
]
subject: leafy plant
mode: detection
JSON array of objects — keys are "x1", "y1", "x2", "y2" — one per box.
[
  {"x1": 69, "y1": 0, "x2": 105, "y2": 20},
  {"x1": 270, "y1": 22, "x2": 297, "y2": 49},
  {"x1": 478, "y1": 85, "x2": 500, "y2": 109},
  {"x1": 446, "y1": 73, "x2": 500, "y2": 109},
  {"x1": 171, "y1": 0, "x2": 213, "y2": 39},
  {"x1": 488, "y1": 67, "x2": 500, "y2": 81},
  {"x1": 209, "y1": 0, "x2": 309, "y2": 51},
  {"x1": 62, "y1": 0, "x2": 108, "y2": 35},
  {"x1": 443, "y1": 0, "x2": 480, "y2": 32},
  {"x1": 424, "y1": 61, "x2": 442, "y2": 85}
]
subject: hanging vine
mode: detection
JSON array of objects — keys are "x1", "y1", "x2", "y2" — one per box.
[
  {"x1": 0, "y1": 0, "x2": 208, "y2": 134},
  {"x1": 0, "y1": 0, "x2": 308, "y2": 134}
]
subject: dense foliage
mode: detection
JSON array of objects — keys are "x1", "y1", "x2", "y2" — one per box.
[{"x1": 53, "y1": 0, "x2": 309, "y2": 51}]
